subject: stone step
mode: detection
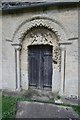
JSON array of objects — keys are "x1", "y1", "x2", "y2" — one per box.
[{"x1": 23, "y1": 88, "x2": 55, "y2": 101}]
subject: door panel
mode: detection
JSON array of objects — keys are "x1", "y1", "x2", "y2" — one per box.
[
  {"x1": 28, "y1": 56, "x2": 38, "y2": 86},
  {"x1": 28, "y1": 45, "x2": 52, "y2": 89},
  {"x1": 42, "y1": 55, "x2": 52, "y2": 87}
]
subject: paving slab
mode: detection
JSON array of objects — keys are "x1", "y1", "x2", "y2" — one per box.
[{"x1": 15, "y1": 102, "x2": 79, "y2": 118}]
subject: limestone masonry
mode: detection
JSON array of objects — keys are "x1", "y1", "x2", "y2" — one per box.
[{"x1": 0, "y1": 1, "x2": 79, "y2": 98}]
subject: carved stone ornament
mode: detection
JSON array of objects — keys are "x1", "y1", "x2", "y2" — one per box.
[{"x1": 27, "y1": 27, "x2": 56, "y2": 45}]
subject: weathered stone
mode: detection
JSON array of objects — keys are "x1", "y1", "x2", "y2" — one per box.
[
  {"x1": 1, "y1": 2, "x2": 78, "y2": 98},
  {"x1": 15, "y1": 102, "x2": 79, "y2": 118},
  {"x1": 55, "y1": 99, "x2": 63, "y2": 104}
]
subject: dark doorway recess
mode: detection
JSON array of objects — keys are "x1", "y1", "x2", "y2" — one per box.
[{"x1": 28, "y1": 45, "x2": 52, "y2": 89}]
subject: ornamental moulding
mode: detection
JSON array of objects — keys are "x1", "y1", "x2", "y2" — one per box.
[
  {"x1": 11, "y1": 16, "x2": 68, "y2": 44},
  {"x1": 20, "y1": 24, "x2": 59, "y2": 44}
]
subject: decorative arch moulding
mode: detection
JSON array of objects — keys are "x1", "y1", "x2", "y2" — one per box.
[{"x1": 11, "y1": 16, "x2": 68, "y2": 44}]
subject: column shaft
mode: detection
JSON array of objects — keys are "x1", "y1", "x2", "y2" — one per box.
[
  {"x1": 60, "y1": 48, "x2": 66, "y2": 95},
  {"x1": 16, "y1": 49, "x2": 21, "y2": 90}
]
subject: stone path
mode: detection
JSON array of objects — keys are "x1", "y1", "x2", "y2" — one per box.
[{"x1": 15, "y1": 102, "x2": 79, "y2": 119}]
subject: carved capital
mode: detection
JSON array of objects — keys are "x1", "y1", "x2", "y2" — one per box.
[{"x1": 12, "y1": 43, "x2": 22, "y2": 50}]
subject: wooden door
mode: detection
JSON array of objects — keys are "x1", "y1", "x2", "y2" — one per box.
[{"x1": 28, "y1": 45, "x2": 52, "y2": 89}]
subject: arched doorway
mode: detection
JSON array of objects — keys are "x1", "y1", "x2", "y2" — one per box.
[
  {"x1": 28, "y1": 45, "x2": 52, "y2": 89},
  {"x1": 20, "y1": 26, "x2": 61, "y2": 92},
  {"x1": 11, "y1": 17, "x2": 68, "y2": 95}
]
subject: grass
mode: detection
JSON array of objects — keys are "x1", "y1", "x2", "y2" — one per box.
[
  {"x1": 0, "y1": 100, "x2": 2, "y2": 120},
  {"x1": 2, "y1": 96, "x2": 16, "y2": 118},
  {"x1": 2, "y1": 95, "x2": 30, "y2": 119},
  {"x1": 72, "y1": 105, "x2": 80, "y2": 116},
  {"x1": 1, "y1": 95, "x2": 80, "y2": 119},
  {"x1": 0, "y1": 91, "x2": 2, "y2": 120}
]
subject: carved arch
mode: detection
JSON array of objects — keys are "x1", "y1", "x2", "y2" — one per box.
[{"x1": 12, "y1": 16, "x2": 68, "y2": 44}]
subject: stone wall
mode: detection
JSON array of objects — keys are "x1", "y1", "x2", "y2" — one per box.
[{"x1": 2, "y1": 6, "x2": 78, "y2": 97}]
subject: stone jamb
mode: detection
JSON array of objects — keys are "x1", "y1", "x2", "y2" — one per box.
[
  {"x1": 59, "y1": 46, "x2": 66, "y2": 96},
  {"x1": 59, "y1": 41, "x2": 72, "y2": 96}
]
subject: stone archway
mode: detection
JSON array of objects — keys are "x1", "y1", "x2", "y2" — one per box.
[
  {"x1": 20, "y1": 26, "x2": 61, "y2": 93},
  {"x1": 11, "y1": 16, "x2": 69, "y2": 95}
]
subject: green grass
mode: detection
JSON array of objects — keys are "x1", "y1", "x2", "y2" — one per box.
[
  {"x1": 72, "y1": 105, "x2": 80, "y2": 116},
  {"x1": 2, "y1": 95, "x2": 30, "y2": 119},
  {"x1": 1, "y1": 95, "x2": 80, "y2": 119},
  {"x1": 2, "y1": 96, "x2": 17, "y2": 118},
  {"x1": 0, "y1": 100, "x2": 2, "y2": 120}
]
